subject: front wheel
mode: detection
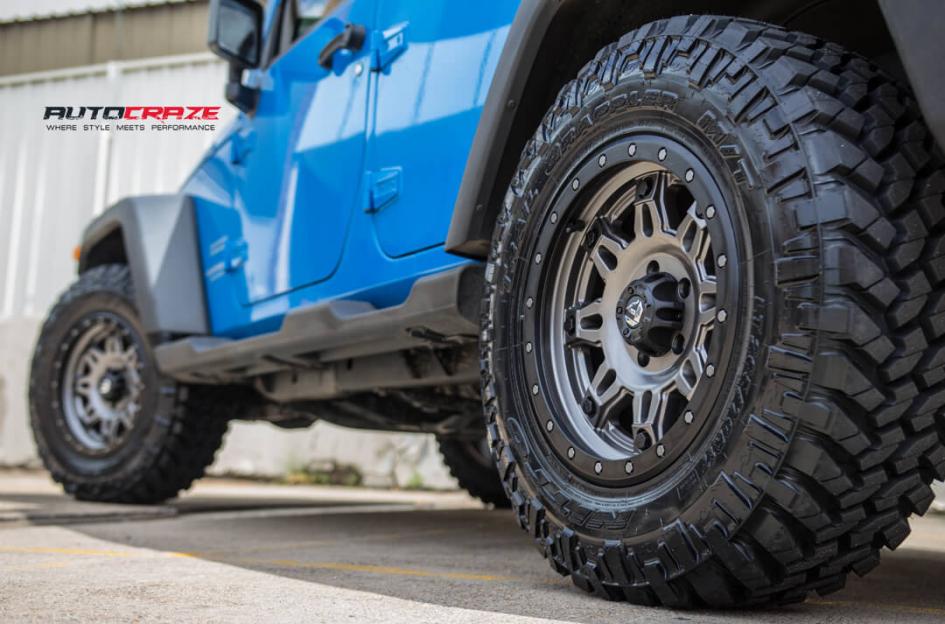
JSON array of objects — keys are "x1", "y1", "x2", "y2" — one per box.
[
  {"x1": 29, "y1": 264, "x2": 229, "y2": 503},
  {"x1": 482, "y1": 16, "x2": 945, "y2": 607}
]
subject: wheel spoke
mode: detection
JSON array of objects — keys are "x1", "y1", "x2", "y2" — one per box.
[
  {"x1": 633, "y1": 173, "x2": 672, "y2": 238},
  {"x1": 104, "y1": 334, "x2": 123, "y2": 356},
  {"x1": 117, "y1": 407, "x2": 135, "y2": 429},
  {"x1": 573, "y1": 300, "x2": 604, "y2": 345},
  {"x1": 590, "y1": 363, "x2": 624, "y2": 411},
  {"x1": 75, "y1": 375, "x2": 95, "y2": 397},
  {"x1": 590, "y1": 229, "x2": 624, "y2": 279},
  {"x1": 99, "y1": 417, "x2": 120, "y2": 445},
  {"x1": 674, "y1": 349, "x2": 705, "y2": 399},
  {"x1": 74, "y1": 398, "x2": 98, "y2": 424},
  {"x1": 633, "y1": 200, "x2": 662, "y2": 239},
  {"x1": 632, "y1": 389, "x2": 669, "y2": 440},
  {"x1": 676, "y1": 204, "x2": 709, "y2": 260},
  {"x1": 80, "y1": 348, "x2": 105, "y2": 371},
  {"x1": 122, "y1": 345, "x2": 139, "y2": 367},
  {"x1": 698, "y1": 278, "x2": 718, "y2": 326}
]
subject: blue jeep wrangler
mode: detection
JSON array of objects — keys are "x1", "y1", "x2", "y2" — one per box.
[{"x1": 29, "y1": 0, "x2": 945, "y2": 608}]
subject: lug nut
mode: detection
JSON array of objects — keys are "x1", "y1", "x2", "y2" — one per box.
[
  {"x1": 594, "y1": 462, "x2": 603, "y2": 474},
  {"x1": 634, "y1": 430, "x2": 651, "y2": 450},
  {"x1": 684, "y1": 410, "x2": 694, "y2": 424},
  {"x1": 628, "y1": 144, "x2": 637, "y2": 157},
  {"x1": 717, "y1": 309, "x2": 727, "y2": 323},
  {"x1": 526, "y1": 297, "x2": 534, "y2": 308},
  {"x1": 706, "y1": 205, "x2": 716, "y2": 219},
  {"x1": 568, "y1": 447, "x2": 575, "y2": 459},
  {"x1": 531, "y1": 384, "x2": 539, "y2": 395},
  {"x1": 581, "y1": 397, "x2": 596, "y2": 415},
  {"x1": 624, "y1": 461, "x2": 634, "y2": 474},
  {"x1": 685, "y1": 169, "x2": 694, "y2": 182},
  {"x1": 571, "y1": 178, "x2": 580, "y2": 191},
  {"x1": 535, "y1": 253, "x2": 542, "y2": 264},
  {"x1": 525, "y1": 342, "x2": 533, "y2": 353},
  {"x1": 717, "y1": 254, "x2": 727, "y2": 268},
  {"x1": 658, "y1": 147, "x2": 667, "y2": 161},
  {"x1": 546, "y1": 420, "x2": 554, "y2": 432},
  {"x1": 656, "y1": 444, "x2": 666, "y2": 457},
  {"x1": 598, "y1": 154, "x2": 607, "y2": 167},
  {"x1": 622, "y1": 327, "x2": 631, "y2": 337},
  {"x1": 706, "y1": 363, "x2": 716, "y2": 377},
  {"x1": 550, "y1": 212, "x2": 558, "y2": 224}
]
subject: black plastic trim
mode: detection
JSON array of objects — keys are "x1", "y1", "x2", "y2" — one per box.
[
  {"x1": 154, "y1": 265, "x2": 482, "y2": 382},
  {"x1": 879, "y1": 0, "x2": 945, "y2": 150},
  {"x1": 445, "y1": 0, "x2": 562, "y2": 259}
]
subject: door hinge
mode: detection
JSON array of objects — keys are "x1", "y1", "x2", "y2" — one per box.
[
  {"x1": 365, "y1": 167, "x2": 402, "y2": 213},
  {"x1": 370, "y1": 22, "x2": 408, "y2": 72}
]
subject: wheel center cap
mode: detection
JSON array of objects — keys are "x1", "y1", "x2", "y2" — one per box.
[
  {"x1": 617, "y1": 272, "x2": 685, "y2": 356},
  {"x1": 97, "y1": 372, "x2": 126, "y2": 403}
]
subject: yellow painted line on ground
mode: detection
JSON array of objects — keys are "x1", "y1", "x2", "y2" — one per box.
[
  {"x1": 0, "y1": 546, "x2": 136, "y2": 558},
  {"x1": 810, "y1": 598, "x2": 945, "y2": 617},
  {"x1": 191, "y1": 525, "x2": 464, "y2": 557},
  {"x1": 0, "y1": 545, "x2": 513, "y2": 582},
  {"x1": 234, "y1": 557, "x2": 515, "y2": 582}
]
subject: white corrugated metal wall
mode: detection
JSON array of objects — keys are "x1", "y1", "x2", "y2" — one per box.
[
  {"x1": 0, "y1": 53, "x2": 229, "y2": 323},
  {"x1": 0, "y1": 52, "x2": 233, "y2": 464},
  {"x1": 0, "y1": 53, "x2": 456, "y2": 488}
]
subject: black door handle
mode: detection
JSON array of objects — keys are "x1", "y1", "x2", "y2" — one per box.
[{"x1": 318, "y1": 24, "x2": 367, "y2": 70}]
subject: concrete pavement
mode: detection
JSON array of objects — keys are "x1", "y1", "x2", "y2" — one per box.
[{"x1": 1, "y1": 470, "x2": 944, "y2": 623}]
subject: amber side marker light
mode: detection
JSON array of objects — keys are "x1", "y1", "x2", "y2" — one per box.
[{"x1": 72, "y1": 246, "x2": 81, "y2": 262}]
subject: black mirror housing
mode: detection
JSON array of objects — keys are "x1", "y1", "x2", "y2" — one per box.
[{"x1": 208, "y1": 0, "x2": 263, "y2": 69}]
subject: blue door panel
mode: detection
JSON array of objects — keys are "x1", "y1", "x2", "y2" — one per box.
[
  {"x1": 368, "y1": 1, "x2": 517, "y2": 258},
  {"x1": 184, "y1": 0, "x2": 521, "y2": 338}
]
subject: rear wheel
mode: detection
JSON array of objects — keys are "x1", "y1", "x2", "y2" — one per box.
[
  {"x1": 438, "y1": 436, "x2": 510, "y2": 507},
  {"x1": 30, "y1": 264, "x2": 229, "y2": 503},
  {"x1": 483, "y1": 16, "x2": 945, "y2": 607}
]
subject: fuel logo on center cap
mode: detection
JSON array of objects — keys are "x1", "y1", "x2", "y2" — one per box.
[{"x1": 624, "y1": 296, "x2": 645, "y2": 328}]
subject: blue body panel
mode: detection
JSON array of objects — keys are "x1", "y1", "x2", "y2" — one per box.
[{"x1": 183, "y1": 0, "x2": 519, "y2": 337}]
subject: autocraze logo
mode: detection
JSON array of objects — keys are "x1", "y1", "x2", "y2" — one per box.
[{"x1": 44, "y1": 106, "x2": 222, "y2": 132}]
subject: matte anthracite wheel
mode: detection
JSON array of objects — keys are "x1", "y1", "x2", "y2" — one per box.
[
  {"x1": 482, "y1": 16, "x2": 945, "y2": 607},
  {"x1": 438, "y1": 436, "x2": 510, "y2": 507},
  {"x1": 30, "y1": 264, "x2": 229, "y2": 504}
]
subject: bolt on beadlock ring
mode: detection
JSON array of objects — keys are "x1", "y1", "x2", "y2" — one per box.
[{"x1": 523, "y1": 133, "x2": 739, "y2": 485}]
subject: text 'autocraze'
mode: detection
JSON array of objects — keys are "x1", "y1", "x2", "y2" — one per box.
[{"x1": 43, "y1": 106, "x2": 221, "y2": 131}]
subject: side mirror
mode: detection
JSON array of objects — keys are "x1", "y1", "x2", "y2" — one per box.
[{"x1": 208, "y1": 0, "x2": 263, "y2": 68}]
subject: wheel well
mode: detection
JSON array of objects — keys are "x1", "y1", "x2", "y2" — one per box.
[
  {"x1": 80, "y1": 227, "x2": 127, "y2": 272},
  {"x1": 478, "y1": 0, "x2": 900, "y2": 258}
]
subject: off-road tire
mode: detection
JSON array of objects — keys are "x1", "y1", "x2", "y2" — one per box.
[
  {"x1": 30, "y1": 264, "x2": 229, "y2": 504},
  {"x1": 482, "y1": 16, "x2": 945, "y2": 607},
  {"x1": 438, "y1": 436, "x2": 511, "y2": 507}
]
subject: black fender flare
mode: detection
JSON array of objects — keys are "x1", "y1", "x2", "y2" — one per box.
[
  {"x1": 446, "y1": 0, "x2": 945, "y2": 260},
  {"x1": 79, "y1": 194, "x2": 208, "y2": 336},
  {"x1": 445, "y1": 0, "x2": 562, "y2": 259},
  {"x1": 878, "y1": 0, "x2": 945, "y2": 150}
]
